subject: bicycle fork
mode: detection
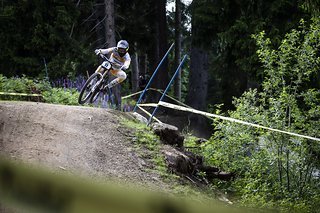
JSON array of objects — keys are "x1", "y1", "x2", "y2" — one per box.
[
  {"x1": 92, "y1": 69, "x2": 109, "y2": 93},
  {"x1": 90, "y1": 74, "x2": 103, "y2": 93}
]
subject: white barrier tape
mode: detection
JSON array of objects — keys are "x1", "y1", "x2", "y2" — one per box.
[
  {"x1": 0, "y1": 92, "x2": 42, "y2": 97},
  {"x1": 121, "y1": 90, "x2": 143, "y2": 99},
  {"x1": 137, "y1": 105, "x2": 162, "y2": 123},
  {"x1": 158, "y1": 101, "x2": 320, "y2": 142},
  {"x1": 137, "y1": 103, "x2": 159, "y2": 107},
  {"x1": 148, "y1": 88, "x2": 191, "y2": 108},
  {"x1": 122, "y1": 88, "x2": 190, "y2": 110},
  {"x1": 121, "y1": 88, "x2": 160, "y2": 100},
  {"x1": 121, "y1": 88, "x2": 162, "y2": 100}
]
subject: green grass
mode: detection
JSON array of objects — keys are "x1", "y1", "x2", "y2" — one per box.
[
  {"x1": 120, "y1": 117, "x2": 228, "y2": 205},
  {"x1": 120, "y1": 118, "x2": 176, "y2": 179}
]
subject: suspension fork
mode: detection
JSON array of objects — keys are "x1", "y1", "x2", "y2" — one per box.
[
  {"x1": 92, "y1": 68, "x2": 110, "y2": 92},
  {"x1": 90, "y1": 73, "x2": 103, "y2": 93},
  {"x1": 95, "y1": 65, "x2": 104, "y2": 73}
]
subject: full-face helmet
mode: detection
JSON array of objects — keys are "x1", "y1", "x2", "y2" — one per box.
[{"x1": 117, "y1": 40, "x2": 129, "y2": 57}]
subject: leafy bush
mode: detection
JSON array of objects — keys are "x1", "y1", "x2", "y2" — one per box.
[
  {"x1": 0, "y1": 74, "x2": 79, "y2": 105},
  {"x1": 0, "y1": 74, "x2": 48, "y2": 94},
  {"x1": 203, "y1": 18, "x2": 320, "y2": 211},
  {"x1": 42, "y1": 88, "x2": 79, "y2": 105}
]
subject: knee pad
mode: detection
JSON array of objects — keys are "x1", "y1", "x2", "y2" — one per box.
[{"x1": 117, "y1": 70, "x2": 127, "y2": 81}]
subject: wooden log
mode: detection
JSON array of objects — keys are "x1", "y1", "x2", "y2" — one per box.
[
  {"x1": 162, "y1": 146, "x2": 234, "y2": 181},
  {"x1": 151, "y1": 123, "x2": 184, "y2": 147},
  {"x1": 163, "y1": 147, "x2": 194, "y2": 175}
]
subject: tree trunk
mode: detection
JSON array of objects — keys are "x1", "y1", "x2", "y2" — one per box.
[
  {"x1": 174, "y1": 0, "x2": 182, "y2": 101},
  {"x1": 151, "y1": 20, "x2": 160, "y2": 99},
  {"x1": 94, "y1": 0, "x2": 105, "y2": 48},
  {"x1": 185, "y1": 47, "x2": 209, "y2": 137},
  {"x1": 186, "y1": 47, "x2": 208, "y2": 110},
  {"x1": 139, "y1": 54, "x2": 148, "y2": 77},
  {"x1": 104, "y1": 0, "x2": 121, "y2": 109},
  {"x1": 131, "y1": 52, "x2": 139, "y2": 92},
  {"x1": 153, "y1": 0, "x2": 169, "y2": 98},
  {"x1": 104, "y1": 0, "x2": 116, "y2": 47}
]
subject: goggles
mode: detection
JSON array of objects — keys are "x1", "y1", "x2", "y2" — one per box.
[{"x1": 118, "y1": 48, "x2": 127, "y2": 54}]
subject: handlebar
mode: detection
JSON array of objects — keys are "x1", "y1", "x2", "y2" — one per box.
[
  {"x1": 99, "y1": 53, "x2": 110, "y2": 62},
  {"x1": 98, "y1": 53, "x2": 119, "y2": 68},
  {"x1": 97, "y1": 52, "x2": 119, "y2": 68}
]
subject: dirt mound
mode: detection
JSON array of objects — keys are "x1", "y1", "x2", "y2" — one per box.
[{"x1": 0, "y1": 101, "x2": 165, "y2": 187}]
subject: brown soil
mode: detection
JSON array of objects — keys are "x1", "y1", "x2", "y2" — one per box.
[
  {"x1": 0, "y1": 101, "x2": 167, "y2": 188},
  {"x1": 0, "y1": 101, "x2": 235, "y2": 212}
]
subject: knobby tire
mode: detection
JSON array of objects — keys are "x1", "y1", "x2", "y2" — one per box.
[
  {"x1": 78, "y1": 72, "x2": 101, "y2": 104},
  {"x1": 90, "y1": 86, "x2": 102, "y2": 103}
]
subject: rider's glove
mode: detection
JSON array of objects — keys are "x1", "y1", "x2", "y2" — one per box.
[{"x1": 94, "y1": 49, "x2": 101, "y2": 55}]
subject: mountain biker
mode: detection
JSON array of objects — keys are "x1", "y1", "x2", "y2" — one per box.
[{"x1": 94, "y1": 40, "x2": 131, "y2": 91}]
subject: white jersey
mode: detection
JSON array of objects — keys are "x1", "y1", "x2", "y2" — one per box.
[{"x1": 100, "y1": 47, "x2": 131, "y2": 70}]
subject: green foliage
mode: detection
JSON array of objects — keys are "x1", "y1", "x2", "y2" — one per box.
[
  {"x1": 134, "y1": 127, "x2": 160, "y2": 152},
  {"x1": 0, "y1": 0, "x2": 96, "y2": 79},
  {"x1": 0, "y1": 74, "x2": 40, "y2": 93},
  {"x1": 300, "y1": 0, "x2": 320, "y2": 17},
  {"x1": 121, "y1": 97, "x2": 136, "y2": 108},
  {"x1": 0, "y1": 74, "x2": 50, "y2": 100},
  {"x1": 202, "y1": 18, "x2": 320, "y2": 211},
  {"x1": 121, "y1": 119, "x2": 171, "y2": 177},
  {"x1": 190, "y1": 0, "x2": 312, "y2": 109},
  {"x1": 184, "y1": 135, "x2": 204, "y2": 156},
  {"x1": 0, "y1": 74, "x2": 79, "y2": 105},
  {"x1": 42, "y1": 88, "x2": 79, "y2": 105}
]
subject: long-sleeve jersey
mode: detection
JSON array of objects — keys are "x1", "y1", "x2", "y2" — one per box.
[{"x1": 100, "y1": 47, "x2": 131, "y2": 70}]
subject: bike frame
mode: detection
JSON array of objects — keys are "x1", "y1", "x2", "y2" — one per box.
[
  {"x1": 92, "y1": 54, "x2": 115, "y2": 91},
  {"x1": 78, "y1": 53, "x2": 118, "y2": 105}
]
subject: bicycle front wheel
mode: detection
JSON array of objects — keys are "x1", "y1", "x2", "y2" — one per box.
[
  {"x1": 78, "y1": 72, "x2": 101, "y2": 104},
  {"x1": 89, "y1": 85, "x2": 102, "y2": 103}
]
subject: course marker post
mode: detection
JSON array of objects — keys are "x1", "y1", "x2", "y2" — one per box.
[
  {"x1": 133, "y1": 43, "x2": 174, "y2": 112},
  {"x1": 147, "y1": 55, "x2": 188, "y2": 125}
]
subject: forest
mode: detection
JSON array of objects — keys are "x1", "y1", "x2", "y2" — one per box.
[{"x1": 0, "y1": 0, "x2": 320, "y2": 211}]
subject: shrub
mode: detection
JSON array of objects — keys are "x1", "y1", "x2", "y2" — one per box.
[
  {"x1": 42, "y1": 88, "x2": 79, "y2": 105},
  {"x1": 0, "y1": 74, "x2": 79, "y2": 105},
  {"x1": 203, "y1": 18, "x2": 320, "y2": 211}
]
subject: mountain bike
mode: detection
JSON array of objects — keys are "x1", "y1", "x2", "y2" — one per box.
[{"x1": 78, "y1": 54, "x2": 117, "y2": 105}]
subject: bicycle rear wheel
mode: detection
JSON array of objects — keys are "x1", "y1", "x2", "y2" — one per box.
[{"x1": 78, "y1": 72, "x2": 101, "y2": 104}]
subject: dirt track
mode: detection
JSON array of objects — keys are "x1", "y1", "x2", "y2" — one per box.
[{"x1": 0, "y1": 101, "x2": 166, "y2": 187}]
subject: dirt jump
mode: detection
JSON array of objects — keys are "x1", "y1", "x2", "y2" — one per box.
[
  {"x1": 0, "y1": 101, "x2": 239, "y2": 213},
  {"x1": 0, "y1": 101, "x2": 167, "y2": 188}
]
